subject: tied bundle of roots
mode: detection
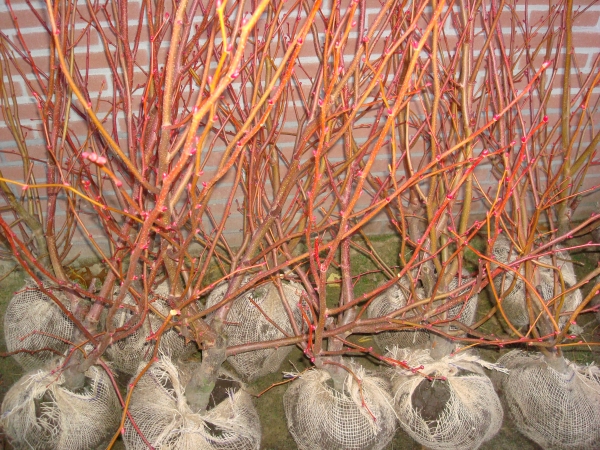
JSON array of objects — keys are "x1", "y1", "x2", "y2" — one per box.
[
  {"x1": 122, "y1": 357, "x2": 261, "y2": 450},
  {"x1": 491, "y1": 236, "x2": 582, "y2": 329},
  {"x1": 367, "y1": 272, "x2": 478, "y2": 352},
  {"x1": 105, "y1": 282, "x2": 194, "y2": 375},
  {"x1": 283, "y1": 366, "x2": 397, "y2": 450},
  {"x1": 206, "y1": 279, "x2": 305, "y2": 381},
  {"x1": 388, "y1": 347, "x2": 504, "y2": 450},
  {"x1": 1, "y1": 361, "x2": 120, "y2": 449},
  {"x1": 492, "y1": 350, "x2": 600, "y2": 450},
  {"x1": 4, "y1": 279, "x2": 75, "y2": 371}
]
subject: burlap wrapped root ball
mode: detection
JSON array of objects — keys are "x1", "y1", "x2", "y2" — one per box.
[
  {"x1": 4, "y1": 279, "x2": 75, "y2": 371},
  {"x1": 122, "y1": 358, "x2": 261, "y2": 450},
  {"x1": 367, "y1": 279, "x2": 430, "y2": 350},
  {"x1": 367, "y1": 273, "x2": 478, "y2": 351},
  {"x1": 388, "y1": 347, "x2": 504, "y2": 450},
  {"x1": 492, "y1": 350, "x2": 600, "y2": 450},
  {"x1": 283, "y1": 366, "x2": 397, "y2": 450},
  {"x1": 1, "y1": 361, "x2": 120, "y2": 449},
  {"x1": 536, "y1": 252, "x2": 582, "y2": 330},
  {"x1": 491, "y1": 236, "x2": 582, "y2": 329},
  {"x1": 105, "y1": 282, "x2": 195, "y2": 375},
  {"x1": 206, "y1": 279, "x2": 305, "y2": 381},
  {"x1": 444, "y1": 271, "x2": 479, "y2": 333}
]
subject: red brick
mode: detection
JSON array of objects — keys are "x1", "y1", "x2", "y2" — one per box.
[
  {"x1": 0, "y1": 5, "x2": 47, "y2": 31},
  {"x1": 1, "y1": 78, "x2": 25, "y2": 98},
  {"x1": 573, "y1": 7, "x2": 600, "y2": 27},
  {"x1": 66, "y1": 118, "x2": 90, "y2": 138},
  {"x1": 0, "y1": 117, "x2": 23, "y2": 143},
  {"x1": 0, "y1": 0, "x2": 599, "y2": 257}
]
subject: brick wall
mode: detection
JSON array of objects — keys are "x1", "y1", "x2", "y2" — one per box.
[{"x1": 0, "y1": 0, "x2": 599, "y2": 258}]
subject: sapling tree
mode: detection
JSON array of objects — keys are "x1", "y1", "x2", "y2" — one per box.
[{"x1": 0, "y1": 0, "x2": 599, "y2": 447}]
